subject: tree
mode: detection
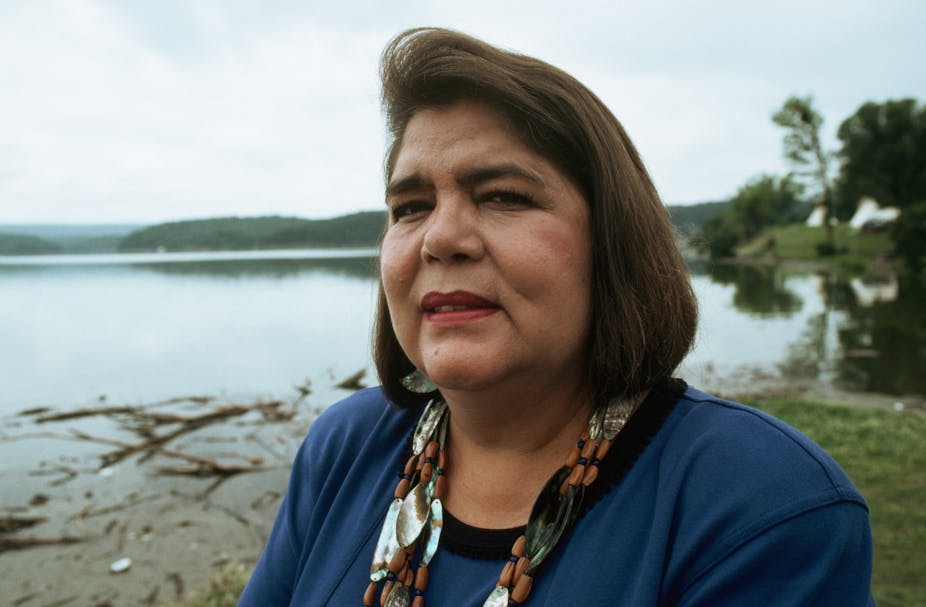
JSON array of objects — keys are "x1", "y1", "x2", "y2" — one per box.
[
  {"x1": 728, "y1": 174, "x2": 803, "y2": 238},
  {"x1": 893, "y1": 201, "x2": 926, "y2": 274},
  {"x1": 835, "y1": 98, "x2": 926, "y2": 215},
  {"x1": 699, "y1": 175, "x2": 802, "y2": 259},
  {"x1": 772, "y1": 96, "x2": 835, "y2": 252}
]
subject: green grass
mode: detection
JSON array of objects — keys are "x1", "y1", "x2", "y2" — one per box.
[
  {"x1": 737, "y1": 224, "x2": 893, "y2": 271},
  {"x1": 178, "y1": 401, "x2": 925, "y2": 607},
  {"x1": 173, "y1": 563, "x2": 250, "y2": 607},
  {"x1": 752, "y1": 400, "x2": 926, "y2": 607}
]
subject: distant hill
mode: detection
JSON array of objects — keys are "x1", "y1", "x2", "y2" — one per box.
[
  {"x1": 0, "y1": 224, "x2": 145, "y2": 254},
  {"x1": 666, "y1": 201, "x2": 729, "y2": 235},
  {"x1": 0, "y1": 232, "x2": 62, "y2": 255},
  {"x1": 117, "y1": 212, "x2": 387, "y2": 252},
  {"x1": 1, "y1": 203, "x2": 729, "y2": 256}
]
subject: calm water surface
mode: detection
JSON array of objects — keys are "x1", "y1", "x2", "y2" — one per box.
[{"x1": 1, "y1": 250, "x2": 924, "y2": 416}]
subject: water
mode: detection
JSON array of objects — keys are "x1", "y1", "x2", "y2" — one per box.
[{"x1": 1, "y1": 251, "x2": 924, "y2": 417}]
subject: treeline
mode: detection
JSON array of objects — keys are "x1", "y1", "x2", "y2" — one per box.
[
  {"x1": 117, "y1": 211, "x2": 387, "y2": 252},
  {"x1": 0, "y1": 232, "x2": 61, "y2": 255},
  {"x1": 2, "y1": 205, "x2": 724, "y2": 256},
  {"x1": 702, "y1": 97, "x2": 926, "y2": 272}
]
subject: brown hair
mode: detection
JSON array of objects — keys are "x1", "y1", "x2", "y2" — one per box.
[{"x1": 374, "y1": 28, "x2": 697, "y2": 408}]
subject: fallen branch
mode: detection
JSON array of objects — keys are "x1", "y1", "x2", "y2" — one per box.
[
  {"x1": 335, "y1": 369, "x2": 367, "y2": 391},
  {"x1": 36, "y1": 406, "x2": 139, "y2": 423},
  {"x1": 0, "y1": 535, "x2": 85, "y2": 553},
  {"x1": 0, "y1": 515, "x2": 46, "y2": 533}
]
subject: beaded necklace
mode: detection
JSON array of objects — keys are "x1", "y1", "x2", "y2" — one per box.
[{"x1": 363, "y1": 396, "x2": 634, "y2": 607}]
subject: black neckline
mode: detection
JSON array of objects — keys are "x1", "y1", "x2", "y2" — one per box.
[{"x1": 400, "y1": 378, "x2": 686, "y2": 560}]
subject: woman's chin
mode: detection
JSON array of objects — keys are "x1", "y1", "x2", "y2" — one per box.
[{"x1": 424, "y1": 363, "x2": 510, "y2": 394}]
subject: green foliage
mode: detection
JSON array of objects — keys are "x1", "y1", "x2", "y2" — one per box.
[
  {"x1": 752, "y1": 400, "x2": 926, "y2": 607},
  {"x1": 118, "y1": 212, "x2": 387, "y2": 252},
  {"x1": 700, "y1": 214, "x2": 742, "y2": 259},
  {"x1": 836, "y1": 99, "x2": 926, "y2": 216},
  {"x1": 0, "y1": 232, "x2": 61, "y2": 255},
  {"x1": 892, "y1": 201, "x2": 926, "y2": 274},
  {"x1": 699, "y1": 176, "x2": 802, "y2": 259},
  {"x1": 729, "y1": 174, "x2": 803, "y2": 238}
]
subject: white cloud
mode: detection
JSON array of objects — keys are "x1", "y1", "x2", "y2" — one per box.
[{"x1": 0, "y1": 0, "x2": 923, "y2": 223}]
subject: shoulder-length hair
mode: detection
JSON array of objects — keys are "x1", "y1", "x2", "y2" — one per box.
[{"x1": 374, "y1": 28, "x2": 697, "y2": 409}]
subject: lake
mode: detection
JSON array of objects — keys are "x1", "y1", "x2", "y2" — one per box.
[{"x1": 1, "y1": 249, "x2": 924, "y2": 417}]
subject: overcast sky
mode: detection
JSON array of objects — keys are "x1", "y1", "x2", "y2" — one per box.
[{"x1": 1, "y1": 0, "x2": 923, "y2": 224}]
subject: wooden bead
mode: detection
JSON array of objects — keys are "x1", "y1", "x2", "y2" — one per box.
[
  {"x1": 412, "y1": 596, "x2": 425, "y2": 607},
  {"x1": 421, "y1": 462, "x2": 434, "y2": 482},
  {"x1": 511, "y1": 573, "x2": 534, "y2": 603},
  {"x1": 363, "y1": 581, "x2": 378, "y2": 606},
  {"x1": 414, "y1": 565, "x2": 430, "y2": 591},
  {"x1": 404, "y1": 454, "x2": 419, "y2": 476},
  {"x1": 581, "y1": 464, "x2": 599, "y2": 486},
  {"x1": 395, "y1": 478, "x2": 410, "y2": 499},
  {"x1": 438, "y1": 450, "x2": 446, "y2": 469},
  {"x1": 387, "y1": 546, "x2": 406, "y2": 573},
  {"x1": 580, "y1": 427, "x2": 590, "y2": 441},
  {"x1": 559, "y1": 475, "x2": 571, "y2": 496},
  {"x1": 581, "y1": 439, "x2": 596, "y2": 459},
  {"x1": 424, "y1": 440, "x2": 439, "y2": 458},
  {"x1": 567, "y1": 464, "x2": 586, "y2": 487},
  {"x1": 404, "y1": 568, "x2": 414, "y2": 586},
  {"x1": 595, "y1": 438, "x2": 612, "y2": 460},
  {"x1": 512, "y1": 535, "x2": 526, "y2": 557},
  {"x1": 498, "y1": 560, "x2": 515, "y2": 588},
  {"x1": 514, "y1": 555, "x2": 531, "y2": 583},
  {"x1": 564, "y1": 446, "x2": 581, "y2": 468}
]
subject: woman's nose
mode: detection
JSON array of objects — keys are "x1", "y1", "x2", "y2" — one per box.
[{"x1": 421, "y1": 198, "x2": 485, "y2": 263}]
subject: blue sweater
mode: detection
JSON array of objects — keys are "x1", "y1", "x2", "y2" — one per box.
[{"x1": 239, "y1": 385, "x2": 874, "y2": 606}]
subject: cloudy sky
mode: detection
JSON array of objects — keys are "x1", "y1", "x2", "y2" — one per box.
[{"x1": 1, "y1": 0, "x2": 923, "y2": 224}]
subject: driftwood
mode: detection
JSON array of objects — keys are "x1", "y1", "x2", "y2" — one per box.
[
  {"x1": 0, "y1": 515, "x2": 46, "y2": 533},
  {"x1": 335, "y1": 369, "x2": 366, "y2": 391},
  {"x1": 0, "y1": 535, "x2": 85, "y2": 553},
  {"x1": 2, "y1": 391, "x2": 305, "y2": 560}
]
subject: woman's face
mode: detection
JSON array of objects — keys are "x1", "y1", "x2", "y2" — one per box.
[{"x1": 381, "y1": 99, "x2": 593, "y2": 395}]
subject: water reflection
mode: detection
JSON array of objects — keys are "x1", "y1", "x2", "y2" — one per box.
[
  {"x1": 2, "y1": 251, "x2": 924, "y2": 414},
  {"x1": 704, "y1": 263, "x2": 926, "y2": 395},
  {"x1": 835, "y1": 276, "x2": 926, "y2": 394},
  {"x1": 134, "y1": 255, "x2": 380, "y2": 280},
  {"x1": 708, "y1": 264, "x2": 803, "y2": 317}
]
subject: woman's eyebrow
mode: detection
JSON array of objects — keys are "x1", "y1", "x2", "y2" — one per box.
[
  {"x1": 386, "y1": 163, "x2": 545, "y2": 199},
  {"x1": 457, "y1": 164, "x2": 545, "y2": 188},
  {"x1": 386, "y1": 174, "x2": 430, "y2": 198}
]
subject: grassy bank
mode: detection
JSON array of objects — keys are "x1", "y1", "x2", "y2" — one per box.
[
  {"x1": 736, "y1": 224, "x2": 894, "y2": 272},
  {"x1": 753, "y1": 400, "x2": 925, "y2": 607},
  {"x1": 180, "y1": 400, "x2": 925, "y2": 607}
]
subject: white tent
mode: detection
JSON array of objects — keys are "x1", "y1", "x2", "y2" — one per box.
[
  {"x1": 849, "y1": 197, "x2": 900, "y2": 229},
  {"x1": 805, "y1": 205, "x2": 826, "y2": 227}
]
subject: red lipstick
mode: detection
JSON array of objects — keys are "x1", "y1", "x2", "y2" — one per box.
[{"x1": 420, "y1": 291, "x2": 500, "y2": 324}]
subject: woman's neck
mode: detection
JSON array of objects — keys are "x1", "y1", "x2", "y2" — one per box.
[{"x1": 438, "y1": 377, "x2": 594, "y2": 529}]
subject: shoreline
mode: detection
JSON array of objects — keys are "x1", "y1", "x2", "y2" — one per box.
[{"x1": 1, "y1": 376, "x2": 922, "y2": 606}]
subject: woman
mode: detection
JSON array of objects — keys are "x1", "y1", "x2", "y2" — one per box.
[{"x1": 239, "y1": 28, "x2": 874, "y2": 606}]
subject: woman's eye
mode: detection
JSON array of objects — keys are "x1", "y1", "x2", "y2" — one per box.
[
  {"x1": 390, "y1": 201, "x2": 431, "y2": 222},
  {"x1": 482, "y1": 190, "x2": 534, "y2": 208}
]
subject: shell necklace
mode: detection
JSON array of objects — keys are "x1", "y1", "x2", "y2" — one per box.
[{"x1": 362, "y1": 396, "x2": 633, "y2": 607}]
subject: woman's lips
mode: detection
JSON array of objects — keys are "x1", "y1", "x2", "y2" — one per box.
[{"x1": 420, "y1": 291, "x2": 500, "y2": 324}]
